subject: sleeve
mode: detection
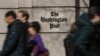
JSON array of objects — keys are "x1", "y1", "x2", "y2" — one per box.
[
  {"x1": 34, "y1": 35, "x2": 46, "y2": 52},
  {"x1": 0, "y1": 24, "x2": 22, "y2": 56},
  {"x1": 33, "y1": 45, "x2": 39, "y2": 56},
  {"x1": 75, "y1": 26, "x2": 95, "y2": 56}
]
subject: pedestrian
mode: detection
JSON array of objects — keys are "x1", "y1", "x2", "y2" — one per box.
[
  {"x1": 64, "y1": 7, "x2": 100, "y2": 56},
  {"x1": 27, "y1": 21, "x2": 49, "y2": 56},
  {"x1": 0, "y1": 11, "x2": 24, "y2": 56},
  {"x1": 17, "y1": 10, "x2": 30, "y2": 56}
]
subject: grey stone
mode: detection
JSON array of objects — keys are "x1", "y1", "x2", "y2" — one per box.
[
  {"x1": 0, "y1": 0, "x2": 18, "y2": 8},
  {"x1": 19, "y1": 0, "x2": 32, "y2": 7},
  {"x1": 80, "y1": 0, "x2": 89, "y2": 7},
  {"x1": 33, "y1": 0, "x2": 75, "y2": 6},
  {"x1": 32, "y1": 8, "x2": 75, "y2": 32},
  {"x1": 80, "y1": 8, "x2": 88, "y2": 15}
]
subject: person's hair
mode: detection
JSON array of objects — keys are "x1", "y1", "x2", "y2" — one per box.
[
  {"x1": 69, "y1": 7, "x2": 100, "y2": 33},
  {"x1": 5, "y1": 11, "x2": 16, "y2": 19},
  {"x1": 18, "y1": 10, "x2": 29, "y2": 20},
  {"x1": 88, "y1": 6, "x2": 100, "y2": 19},
  {"x1": 29, "y1": 21, "x2": 41, "y2": 33},
  {"x1": 69, "y1": 22, "x2": 77, "y2": 32}
]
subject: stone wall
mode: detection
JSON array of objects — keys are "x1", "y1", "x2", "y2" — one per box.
[{"x1": 0, "y1": 0, "x2": 89, "y2": 56}]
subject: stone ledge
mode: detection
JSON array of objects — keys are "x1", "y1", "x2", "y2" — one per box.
[
  {"x1": 33, "y1": 0, "x2": 75, "y2": 6},
  {"x1": 0, "y1": 0, "x2": 18, "y2": 8},
  {"x1": 19, "y1": 0, "x2": 32, "y2": 7}
]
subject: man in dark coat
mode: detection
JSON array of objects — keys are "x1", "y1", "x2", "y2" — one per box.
[
  {"x1": 17, "y1": 10, "x2": 29, "y2": 56},
  {"x1": 64, "y1": 7, "x2": 100, "y2": 56},
  {"x1": 75, "y1": 7, "x2": 100, "y2": 56},
  {"x1": 0, "y1": 11, "x2": 24, "y2": 56}
]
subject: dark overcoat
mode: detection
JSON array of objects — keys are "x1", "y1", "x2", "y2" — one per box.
[
  {"x1": 64, "y1": 13, "x2": 100, "y2": 56},
  {"x1": 0, "y1": 20, "x2": 24, "y2": 56}
]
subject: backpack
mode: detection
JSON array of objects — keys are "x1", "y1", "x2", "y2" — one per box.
[{"x1": 64, "y1": 24, "x2": 80, "y2": 56}]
